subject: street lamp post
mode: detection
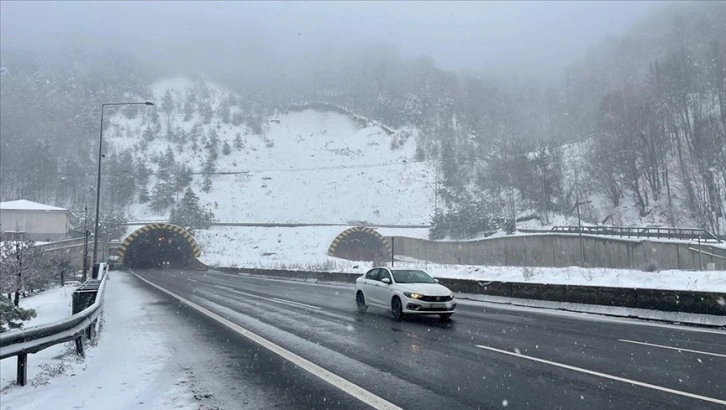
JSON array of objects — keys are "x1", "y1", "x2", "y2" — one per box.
[
  {"x1": 574, "y1": 188, "x2": 592, "y2": 267},
  {"x1": 82, "y1": 205, "x2": 89, "y2": 281},
  {"x1": 92, "y1": 102, "x2": 154, "y2": 273}
]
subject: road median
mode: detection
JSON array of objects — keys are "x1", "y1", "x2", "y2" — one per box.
[{"x1": 217, "y1": 267, "x2": 726, "y2": 321}]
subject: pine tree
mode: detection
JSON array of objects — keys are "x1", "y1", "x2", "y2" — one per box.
[
  {"x1": 202, "y1": 175, "x2": 212, "y2": 193},
  {"x1": 134, "y1": 160, "x2": 151, "y2": 203},
  {"x1": 199, "y1": 100, "x2": 213, "y2": 124},
  {"x1": 184, "y1": 89, "x2": 197, "y2": 121},
  {"x1": 0, "y1": 295, "x2": 36, "y2": 332},
  {"x1": 207, "y1": 129, "x2": 220, "y2": 160},
  {"x1": 222, "y1": 140, "x2": 231, "y2": 155},
  {"x1": 161, "y1": 90, "x2": 175, "y2": 114},
  {"x1": 143, "y1": 126, "x2": 155, "y2": 142},
  {"x1": 170, "y1": 188, "x2": 214, "y2": 232},
  {"x1": 150, "y1": 181, "x2": 175, "y2": 211},
  {"x1": 201, "y1": 152, "x2": 216, "y2": 193},
  {"x1": 175, "y1": 165, "x2": 193, "y2": 191}
]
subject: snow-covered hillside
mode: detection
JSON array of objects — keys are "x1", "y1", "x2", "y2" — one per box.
[{"x1": 105, "y1": 77, "x2": 435, "y2": 225}]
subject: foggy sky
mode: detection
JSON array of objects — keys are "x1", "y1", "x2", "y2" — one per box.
[{"x1": 1, "y1": 1, "x2": 659, "y2": 82}]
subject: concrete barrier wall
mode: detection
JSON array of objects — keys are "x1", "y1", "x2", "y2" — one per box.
[
  {"x1": 35, "y1": 238, "x2": 108, "y2": 271},
  {"x1": 437, "y1": 278, "x2": 725, "y2": 315},
  {"x1": 389, "y1": 234, "x2": 726, "y2": 270},
  {"x1": 217, "y1": 268, "x2": 726, "y2": 316}
]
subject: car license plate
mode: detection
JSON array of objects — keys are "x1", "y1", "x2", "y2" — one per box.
[{"x1": 431, "y1": 303, "x2": 445, "y2": 309}]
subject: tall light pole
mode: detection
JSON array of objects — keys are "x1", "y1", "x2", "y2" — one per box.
[{"x1": 92, "y1": 102, "x2": 154, "y2": 269}]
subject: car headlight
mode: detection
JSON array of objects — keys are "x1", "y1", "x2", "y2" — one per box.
[
  {"x1": 404, "y1": 292, "x2": 423, "y2": 299},
  {"x1": 450, "y1": 293, "x2": 455, "y2": 299}
]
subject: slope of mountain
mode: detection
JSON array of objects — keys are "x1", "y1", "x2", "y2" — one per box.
[{"x1": 105, "y1": 77, "x2": 435, "y2": 226}]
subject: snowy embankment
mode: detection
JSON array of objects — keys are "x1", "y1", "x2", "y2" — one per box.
[
  {"x1": 111, "y1": 78, "x2": 436, "y2": 225},
  {"x1": 1, "y1": 286, "x2": 75, "y2": 389},
  {"x1": 0, "y1": 275, "x2": 205, "y2": 409}
]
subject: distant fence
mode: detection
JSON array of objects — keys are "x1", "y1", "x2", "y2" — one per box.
[
  {"x1": 387, "y1": 234, "x2": 726, "y2": 270},
  {"x1": 0, "y1": 264, "x2": 108, "y2": 386},
  {"x1": 550, "y1": 226, "x2": 722, "y2": 243}
]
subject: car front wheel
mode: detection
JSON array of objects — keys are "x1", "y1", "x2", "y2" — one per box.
[
  {"x1": 356, "y1": 291, "x2": 367, "y2": 313},
  {"x1": 391, "y1": 296, "x2": 403, "y2": 320}
]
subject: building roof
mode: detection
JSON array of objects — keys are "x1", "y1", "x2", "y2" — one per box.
[{"x1": 0, "y1": 199, "x2": 68, "y2": 212}]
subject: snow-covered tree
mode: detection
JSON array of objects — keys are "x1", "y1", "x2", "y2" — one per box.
[{"x1": 169, "y1": 188, "x2": 214, "y2": 232}]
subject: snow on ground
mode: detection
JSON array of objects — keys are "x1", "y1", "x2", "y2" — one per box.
[
  {"x1": 193, "y1": 226, "x2": 726, "y2": 293},
  {"x1": 0, "y1": 274, "x2": 202, "y2": 410},
  {"x1": 195, "y1": 225, "x2": 430, "y2": 270},
  {"x1": 111, "y1": 78, "x2": 436, "y2": 225},
  {"x1": 419, "y1": 263, "x2": 726, "y2": 293},
  {"x1": 0, "y1": 286, "x2": 75, "y2": 390}
]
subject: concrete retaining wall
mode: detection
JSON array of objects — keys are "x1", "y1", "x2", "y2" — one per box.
[{"x1": 389, "y1": 234, "x2": 726, "y2": 270}]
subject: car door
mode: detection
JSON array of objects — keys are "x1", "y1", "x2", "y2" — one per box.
[
  {"x1": 375, "y1": 268, "x2": 395, "y2": 306},
  {"x1": 361, "y1": 268, "x2": 380, "y2": 305},
  {"x1": 367, "y1": 268, "x2": 388, "y2": 307}
]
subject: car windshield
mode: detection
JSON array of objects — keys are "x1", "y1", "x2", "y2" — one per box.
[{"x1": 391, "y1": 270, "x2": 436, "y2": 284}]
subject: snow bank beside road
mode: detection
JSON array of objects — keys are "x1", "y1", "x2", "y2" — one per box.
[
  {"x1": 424, "y1": 264, "x2": 726, "y2": 293},
  {"x1": 0, "y1": 275, "x2": 203, "y2": 410},
  {"x1": 0, "y1": 286, "x2": 75, "y2": 389}
]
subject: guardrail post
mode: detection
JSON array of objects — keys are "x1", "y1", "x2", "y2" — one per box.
[
  {"x1": 85, "y1": 322, "x2": 93, "y2": 340},
  {"x1": 74, "y1": 335, "x2": 85, "y2": 358},
  {"x1": 17, "y1": 353, "x2": 28, "y2": 386}
]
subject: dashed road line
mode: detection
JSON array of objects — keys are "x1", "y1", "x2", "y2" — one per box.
[
  {"x1": 475, "y1": 344, "x2": 726, "y2": 406},
  {"x1": 271, "y1": 297, "x2": 322, "y2": 310},
  {"x1": 133, "y1": 273, "x2": 400, "y2": 410},
  {"x1": 618, "y1": 339, "x2": 726, "y2": 358}
]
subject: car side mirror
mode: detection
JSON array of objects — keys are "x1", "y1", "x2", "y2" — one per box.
[
  {"x1": 434, "y1": 278, "x2": 440, "y2": 283},
  {"x1": 381, "y1": 277, "x2": 391, "y2": 284}
]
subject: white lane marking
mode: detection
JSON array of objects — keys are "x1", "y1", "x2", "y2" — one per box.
[
  {"x1": 209, "y1": 270, "x2": 355, "y2": 290},
  {"x1": 201, "y1": 286, "x2": 355, "y2": 324},
  {"x1": 271, "y1": 297, "x2": 322, "y2": 310},
  {"x1": 618, "y1": 339, "x2": 726, "y2": 359},
  {"x1": 211, "y1": 284, "x2": 323, "y2": 310},
  {"x1": 206, "y1": 271, "x2": 725, "y2": 334},
  {"x1": 457, "y1": 298, "x2": 726, "y2": 335},
  {"x1": 475, "y1": 345, "x2": 726, "y2": 406},
  {"x1": 133, "y1": 273, "x2": 400, "y2": 410}
]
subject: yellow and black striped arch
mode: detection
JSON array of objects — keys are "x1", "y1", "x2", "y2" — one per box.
[
  {"x1": 117, "y1": 223, "x2": 201, "y2": 263},
  {"x1": 328, "y1": 226, "x2": 391, "y2": 257}
]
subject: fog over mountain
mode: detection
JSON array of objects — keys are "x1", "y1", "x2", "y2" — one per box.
[
  {"x1": 1, "y1": 1, "x2": 724, "y2": 237},
  {"x1": 1, "y1": 1, "x2": 656, "y2": 83}
]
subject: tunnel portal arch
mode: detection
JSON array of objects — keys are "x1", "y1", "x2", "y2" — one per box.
[
  {"x1": 118, "y1": 223, "x2": 202, "y2": 269},
  {"x1": 328, "y1": 227, "x2": 391, "y2": 263}
]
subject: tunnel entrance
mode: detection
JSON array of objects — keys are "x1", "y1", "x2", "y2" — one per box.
[
  {"x1": 328, "y1": 227, "x2": 391, "y2": 263},
  {"x1": 118, "y1": 223, "x2": 202, "y2": 269}
]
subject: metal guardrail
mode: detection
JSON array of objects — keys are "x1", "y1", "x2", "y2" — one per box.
[
  {"x1": 550, "y1": 226, "x2": 722, "y2": 243},
  {"x1": 0, "y1": 264, "x2": 108, "y2": 386}
]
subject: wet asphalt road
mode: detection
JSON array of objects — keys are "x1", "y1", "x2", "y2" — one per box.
[{"x1": 130, "y1": 269, "x2": 726, "y2": 410}]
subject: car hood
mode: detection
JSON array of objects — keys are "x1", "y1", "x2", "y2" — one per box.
[{"x1": 396, "y1": 283, "x2": 451, "y2": 296}]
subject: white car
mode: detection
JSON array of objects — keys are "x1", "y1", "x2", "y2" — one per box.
[{"x1": 355, "y1": 267, "x2": 456, "y2": 320}]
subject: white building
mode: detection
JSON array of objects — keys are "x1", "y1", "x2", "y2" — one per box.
[{"x1": 0, "y1": 200, "x2": 70, "y2": 242}]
